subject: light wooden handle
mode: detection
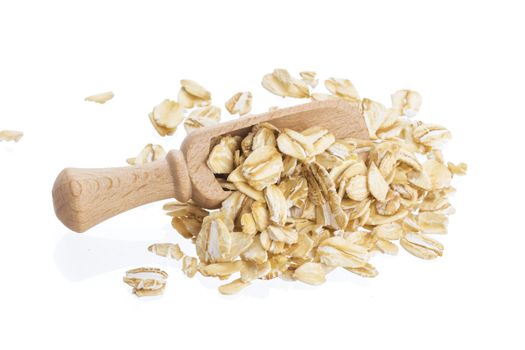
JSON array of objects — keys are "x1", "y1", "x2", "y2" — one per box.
[{"x1": 52, "y1": 150, "x2": 191, "y2": 233}]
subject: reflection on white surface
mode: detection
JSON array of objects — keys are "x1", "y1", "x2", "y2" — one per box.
[
  {"x1": 53, "y1": 233, "x2": 292, "y2": 297},
  {"x1": 54, "y1": 232, "x2": 377, "y2": 297},
  {"x1": 54, "y1": 234, "x2": 158, "y2": 281}
]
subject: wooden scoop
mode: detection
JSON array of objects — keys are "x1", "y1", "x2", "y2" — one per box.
[{"x1": 52, "y1": 100, "x2": 369, "y2": 233}]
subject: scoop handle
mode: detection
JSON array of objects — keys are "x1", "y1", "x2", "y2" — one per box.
[{"x1": 52, "y1": 150, "x2": 191, "y2": 233}]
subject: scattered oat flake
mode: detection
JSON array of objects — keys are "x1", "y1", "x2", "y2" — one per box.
[
  {"x1": 391, "y1": 90, "x2": 422, "y2": 117},
  {"x1": 262, "y1": 69, "x2": 310, "y2": 98},
  {"x1": 127, "y1": 144, "x2": 166, "y2": 165},
  {"x1": 149, "y1": 99, "x2": 185, "y2": 136},
  {"x1": 85, "y1": 91, "x2": 114, "y2": 104},
  {"x1": 225, "y1": 92, "x2": 252, "y2": 116},
  {"x1": 300, "y1": 71, "x2": 318, "y2": 88},
  {"x1": 413, "y1": 123, "x2": 451, "y2": 148},
  {"x1": 182, "y1": 256, "x2": 198, "y2": 277},
  {"x1": 293, "y1": 262, "x2": 327, "y2": 285},
  {"x1": 448, "y1": 162, "x2": 468, "y2": 176},
  {"x1": 184, "y1": 105, "x2": 221, "y2": 133},
  {"x1": 373, "y1": 223, "x2": 403, "y2": 240},
  {"x1": 401, "y1": 233, "x2": 444, "y2": 260},
  {"x1": 218, "y1": 278, "x2": 251, "y2": 295},
  {"x1": 361, "y1": 98, "x2": 387, "y2": 139},
  {"x1": 325, "y1": 78, "x2": 359, "y2": 101},
  {"x1": 123, "y1": 267, "x2": 167, "y2": 297},
  {"x1": 345, "y1": 263, "x2": 378, "y2": 278},
  {"x1": 0, "y1": 130, "x2": 23, "y2": 142},
  {"x1": 148, "y1": 243, "x2": 184, "y2": 260},
  {"x1": 178, "y1": 80, "x2": 211, "y2": 108}
]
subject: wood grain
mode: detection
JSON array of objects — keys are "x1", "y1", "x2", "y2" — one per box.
[
  {"x1": 53, "y1": 100, "x2": 368, "y2": 232},
  {"x1": 52, "y1": 150, "x2": 190, "y2": 232}
]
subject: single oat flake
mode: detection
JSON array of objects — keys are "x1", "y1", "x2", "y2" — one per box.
[
  {"x1": 184, "y1": 105, "x2": 221, "y2": 133},
  {"x1": 325, "y1": 78, "x2": 359, "y2": 102},
  {"x1": 85, "y1": 91, "x2": 114, "y2": 104},
  {"x1": 262, "y1": 69, "x2": 310, "y2": 98},
  {"x1": 225, "y1": 92, "x2": 252, "y2": 116},
  {"x1": 148, "y1": 243, "x2": 184, "y2": 260},
  {"x1": 127, "y1": 144, "x2": 166, "y2": 165},
  {"x1": 178, "y1": 80, "x2": 211, "y2": 108},
  {"x1": 149, "y1": 99, "x2": 185, "y2": 136},
  {"x1": 300, "y1": 71, "x2": 319, "y2": 88},
  {"x1": 0, "y1": 130, "x2": 23, "y2": 142}
]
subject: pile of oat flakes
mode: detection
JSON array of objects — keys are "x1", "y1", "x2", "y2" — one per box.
[{"x1": 123, "y1": 69, "x2": 466, "y2": 296}]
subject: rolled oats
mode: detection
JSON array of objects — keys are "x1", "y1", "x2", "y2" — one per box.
[
  {"x1": 218, "y1": 278, "x2": 251, "y2": 295},
  {"x1": 0, "y1": 130, "x2": 23, "y2": 142},
  {"x1": 368, "y1": 162, "x2": 389, "y2": 202},
  {"x1": 240, "y1": 260, "x2": 271, "y2": 282},
  {"x1": 184, "y1": 105, "x2": 221, "y2": 133},
  {"x1": 345, "y1": 175, "x2": 369, "y2": 201},
  {"x1": 241, "y1": 146, "x2": 283, "y2": 190},
  {"x1": 234, "y1": 182, "x2": 264, "y2": 201},
  {"x1": 266, "y1": 225, "x2": 298, "y2": 244},
  {"x1": 225, "y1": 92, "x2": 252, "y2": 116},
  {"x1": 345, "y1": 263, "x2": 378, "y2": 278},
  {"x1": 372, "y1": 223, "x2": 403, "y2": 240},
  {"x1": 196, "y1": 212, "x2": 234, "y2": 263},
  {"x1": 149, "y1": 99, "x2": 185, "y2": 136},
  {"x1": 324, "y1": 78, "x2": 359, "y2": 102},
  {"x1": 202, "y1": 261, "x2": 243, "y2": 276},
  {"x1": 127, "y1": 144, "x2": 166, "y2": 165},
  {"x1": 130, "y1": 70, "x2": 466, "y2": 295},
  {"x1": 264, "y1": 185, "x2": 287, "y2": 225},
  {"x1": 123, "y1": 267, "x2": 168, "y2": 297},
  {"x1": 178, "y1": 79, "x2": 211, "y2": 108},
  {"x1": 182, "y1": 256, "x2": 198, "y2": 277},
  {"x1": 165, "y1": 202, "x2": 208, "y2": 239},
  {"x1": 85, "y1": 91, "x2": 114, "y2": 104},
  {"x1": 375, "y1": 239, "x2": 399, "y2": 255},
  {"x1": 400, "y1": 233, "x2": 444, "y2": 260},
  {"x1": 241, "y1": 235, "x2": 268, "y2": 264},
  {"x1": 299, "y1": 71, "x2": 318, "y2": 88},
  {"x1": 262, "y1": 69, "x2": 310, "y2": 98},
  {"x1": 148, "y1": 243, "x2": 184, "y2": 260},
  {"x1": 207, "y1": 135, "x2": 241, "y2": 174},
  {"x1": 391, "y1": 90, "x2": 422, "y2": 117},
  {"x1": 252, "y1": 125, "x2": 277, "y2": 150},
  {"x1": 447, "y1": 162, "x2": 468, "y2": 176},
  {"x1": 417, "y1": 211, "x2": 448, "y2": 234},
  {"x1": 423, "y1": 159, "x2": 452, "y2": 189},
  {"x1": 293, "y1": 262, "x2": 327, "y2": 285},
  {"x1": 317, "y1": 236, "x2": 369, "y2": 268},
  {"x1": 361, "y1": 98, "x2": 387, "y2": 139},
  {"x1": 413, "y1": 123, "x2": 451, "y2": 148}
]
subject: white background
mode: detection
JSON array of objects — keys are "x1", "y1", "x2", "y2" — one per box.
[{"x1": 1, "y1": 0, "x2": 523, "y2": 349}]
